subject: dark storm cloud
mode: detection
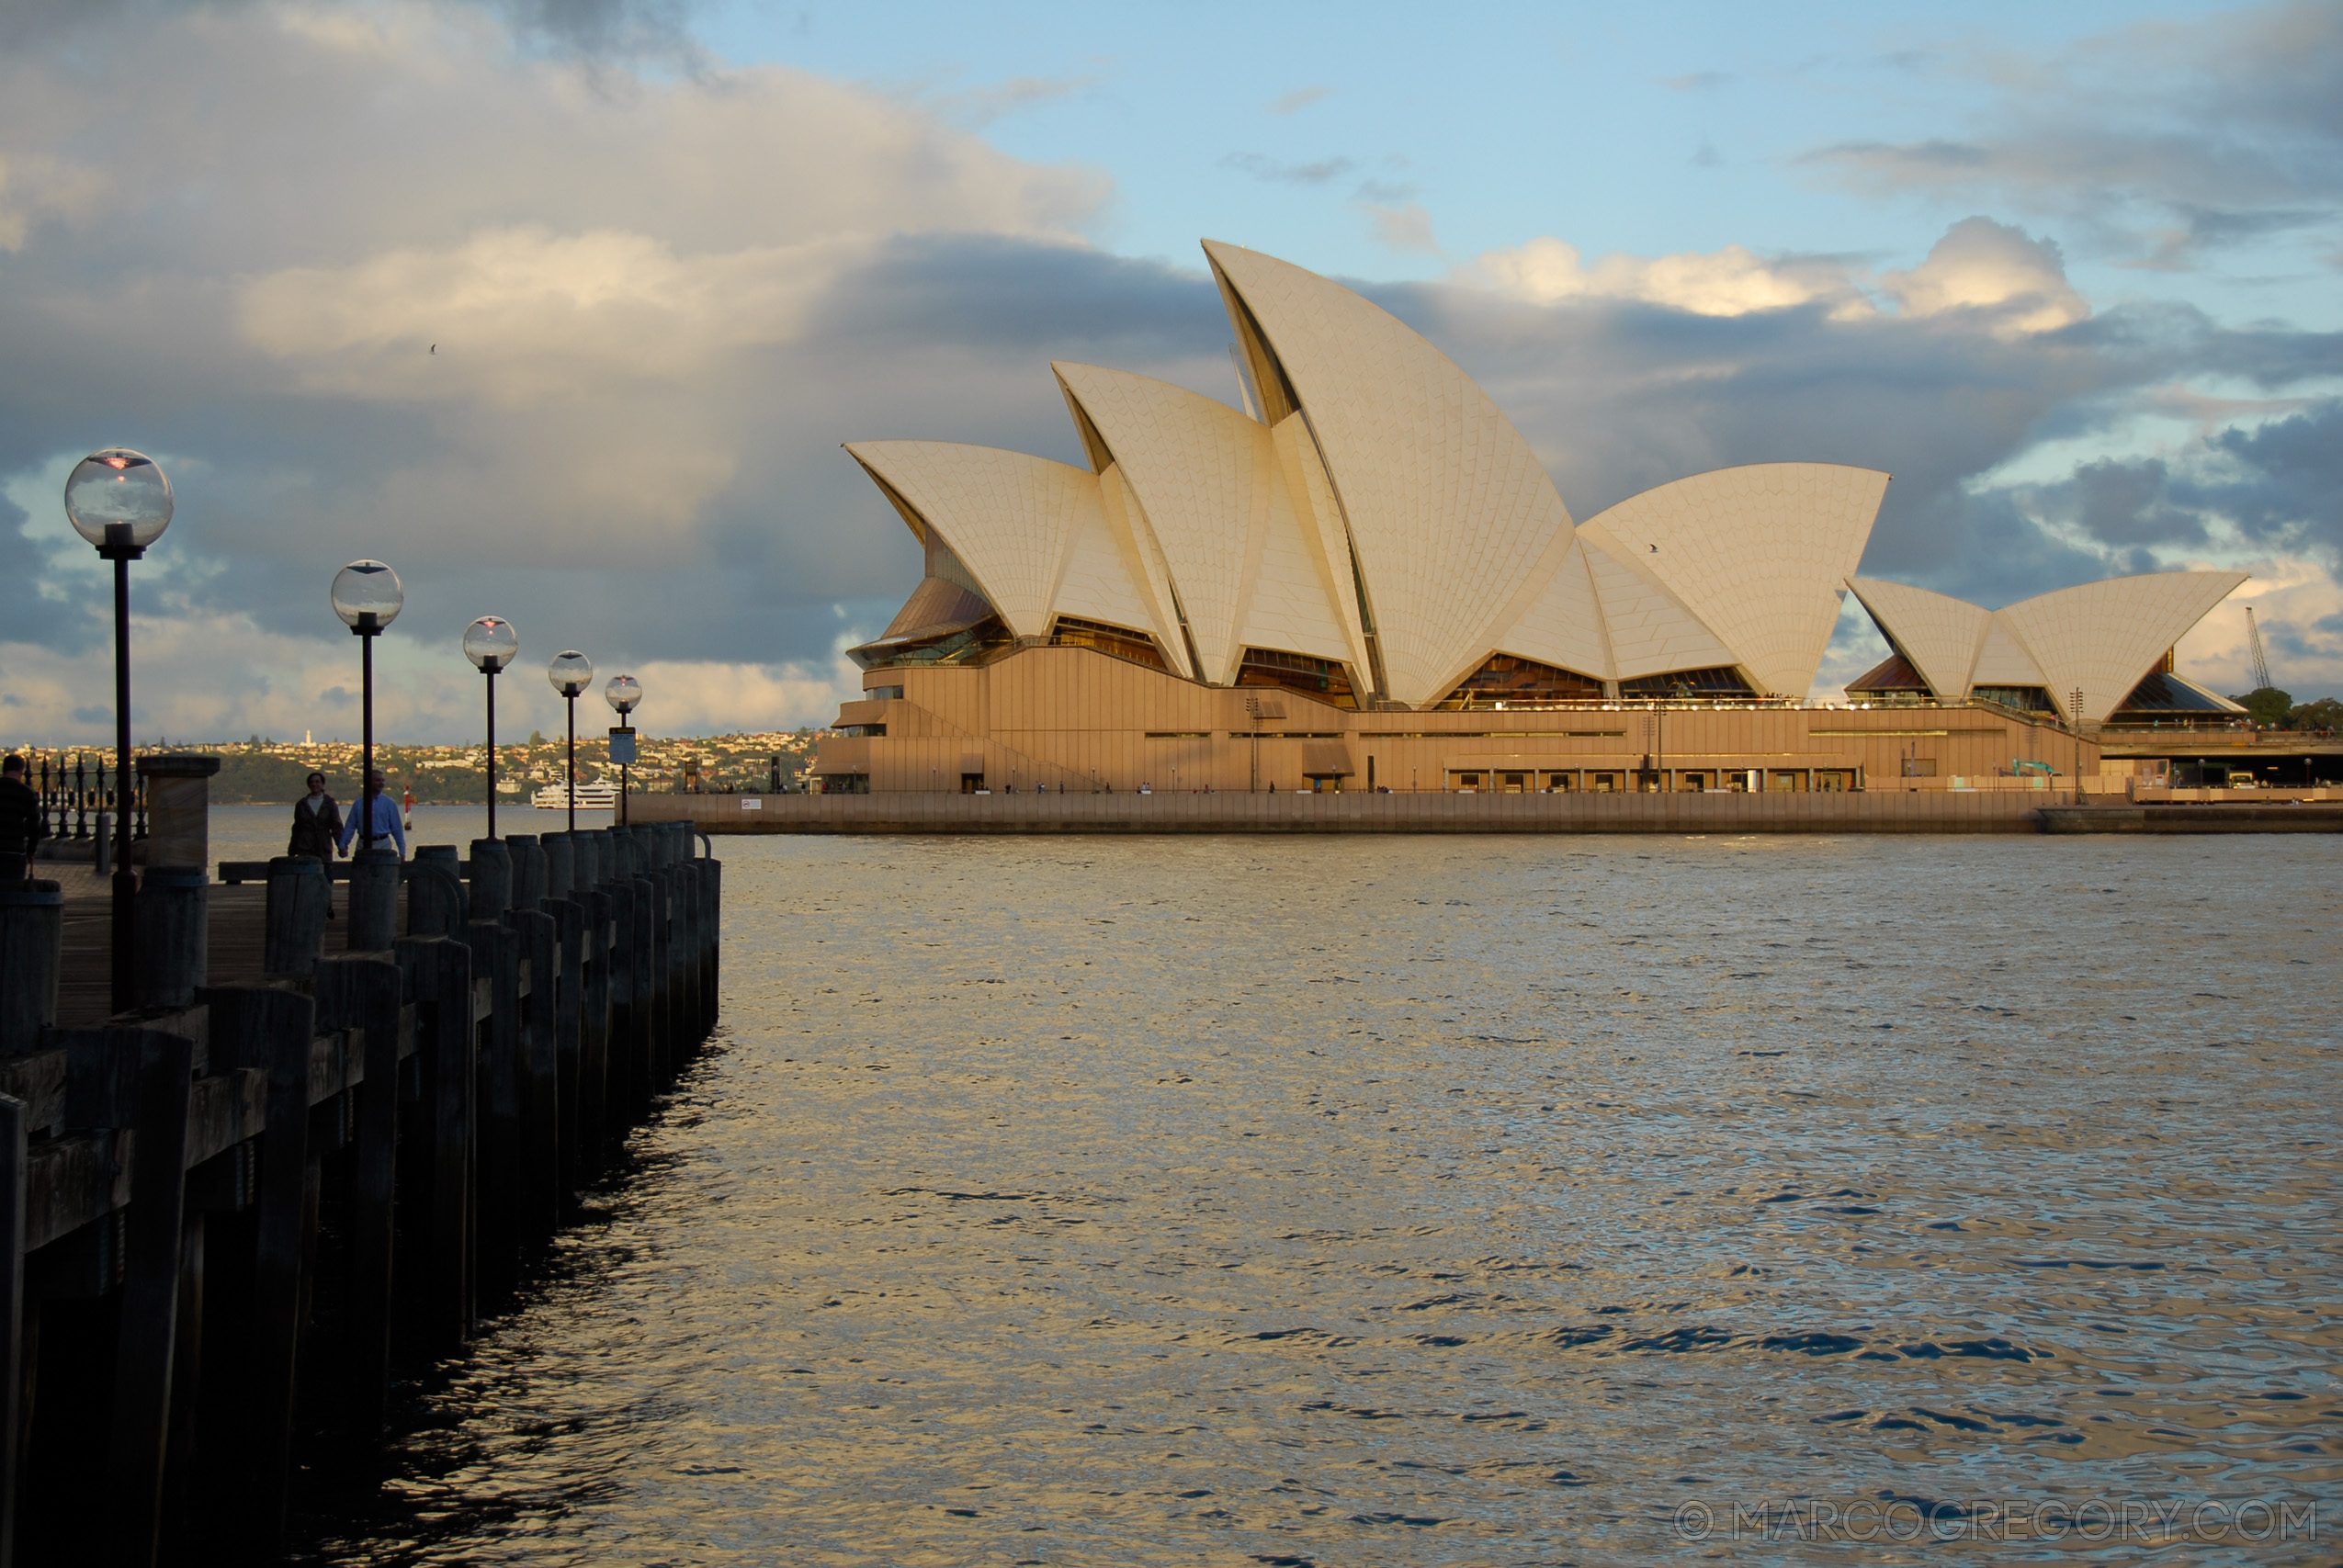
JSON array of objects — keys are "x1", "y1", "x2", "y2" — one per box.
[
  {"x1": 2193, "y1": 399, "x2": 2343, "y2": 555},
  {"x1": 1801, "y1": 1, "x2": 2343, "y2": 264},
  {"x1": 2035, "y1": 458, "x2": 2210, "y2": 548}
]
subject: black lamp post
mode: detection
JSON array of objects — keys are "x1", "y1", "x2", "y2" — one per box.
[
  {"x1": 331, "y1": 560, "x2": 404, "y2": 848},
  {"x1": 549, "y1": 650, "x2": 593, "y2": 833},
  {"x1": 605, "y1": 674, "x2": 641, "y2": 826},
  {"x1": 465, "y1": 616, "x2": 519, "y2": 838},
  {"x1": 64, "y1": 447, "x2": 174, "y2": 1013}
]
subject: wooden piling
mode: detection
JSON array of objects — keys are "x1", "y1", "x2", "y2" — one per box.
[
  {"x1": 575, "y1": 887, "x2": 611, "y2": 1171},
  {"x1": 104, "y1": 1028, "x2": 196, "y2": 1568},
  {"x1": 0, "y1": 1094, "x2": 24, "y2": 1568},
  {"x1": 0, "y1": 885, "x2": 62, "y2": 1060},
  {"x1": 549, "y1": 897, "x2": 585, "y2": 1201},
  {"x1": 406, "y1": 846, "x2": 467, "y2": 938},
  {"x1": 507, "y1": 836, "x2": 546, "y2": 913},
  {"x1": 261, "y1": 858, "x2": 327, "y2": 978},
  {"x1": 134, "y1": 870, "x2": 208, "y2": 1011},
  {"x1": 605, "y1": 874, "x2": 640, "y2": 1122},
  {"x1": 541, "y1": 832, "x2": 573, "y2": 903},
  {"x1": 463, "y1": 919, "x2": 520, "y2": 1301},
  {"x1": 345, "y1": 849, "x2": 400, "y2": 953},
  {"x1": 643, "y1": 866, "x2": 671, "y2": 1090},
  {"x1": 508, "y1": 908, "x2": 560, "y2": 1236},
  {"x1": 468, "y1": 839, "x2": 511, "y2": 922},
  {"x1": 209, "y1": 985, "x2": 319, "y2": 1552},
  {"x1": 397, "y1": 935, "x2": 474, "y2": 1348},
  {"x1": 314, "y1": 953, "x2": 402, "y2": 1438}
]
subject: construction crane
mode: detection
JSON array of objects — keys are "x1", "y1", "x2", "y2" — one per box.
[{"x1": 2247, "y1": 606, "x2": 2273, "y2": 690}]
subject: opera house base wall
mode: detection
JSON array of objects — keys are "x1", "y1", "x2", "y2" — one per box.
[
  {"x1": 2038, "y1": 803, "x2": 2343, "y2": 834},
  {"x1": 631, "y1": 790, "x2": 2059, "y2": 836}
]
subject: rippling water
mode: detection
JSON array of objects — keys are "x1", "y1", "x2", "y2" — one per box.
[{"x1": 292, "y1": 833, "x2": 2340, "y2": 1564}]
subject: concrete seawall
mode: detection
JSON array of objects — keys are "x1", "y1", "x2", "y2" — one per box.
[
  {"x1": 2038, "y1": 803, "x2": 2343, "y2": 834},
  {"x1": 628, "y1": 790, "x2": 2057, "y2": 835}
]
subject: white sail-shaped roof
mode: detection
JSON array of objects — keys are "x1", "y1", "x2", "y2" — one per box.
[
  {"x1": 1269, "y1": 412, "x2": 1376, "y2": 685},
  {"x1": 1969, "y1": 618, "x2": 2049, "y2": 690},
  {"x1": 1231, "y1": 459, "x2": 1359, "y2": 676},
  {"x1": 1051, "y1": 480, "x2": 1160, "y2": 641},
  {"x1": 1578, "y1": 464, "x2": 1886, "y2": 699},
  {"x1": 843, "y1": 441, "x2": 1101, "y2": 641},
  {"x1": 1055, "y1": 363, "x2": 1319, "y2": 684},
  {"x1": 1204, "y1": 240, "x2": 1576, "y2": 706},
  {"x1": 1846, "y1": 576, "x2": 1993, "y2": 697},
  {"x1": 1578, "y1": 535, "x2": 1738, "y2": 681},
  {"x1": 1994, "y1": 570, "x2": 2248, "y2": 724},
  {"x1": 1093, "y1": 462, "x2": 1194, "y2": 677},
  {"x1": 1480, "y1": 535, "x2": 1615, "y2": 682}
]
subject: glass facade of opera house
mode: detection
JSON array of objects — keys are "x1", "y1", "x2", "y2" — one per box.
[{"x1": 814, "y1": 242, "x2": 2246, "y2": 795}]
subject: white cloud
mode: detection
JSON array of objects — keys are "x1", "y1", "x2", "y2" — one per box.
[
  {"x1": 1878, "y1": 218, "x2": 2090, "y2": 338},
  {"x1": 1470, "y1": 236, "x2": 1872, "y2": 319},
  {"x1": 1471, "y1": 217, "x2": 2089, "y2": 336}
]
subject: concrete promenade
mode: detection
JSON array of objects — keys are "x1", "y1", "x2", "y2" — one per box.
[{"x1": 629, "y1": 789, "x2": 2056, "y2": 835}]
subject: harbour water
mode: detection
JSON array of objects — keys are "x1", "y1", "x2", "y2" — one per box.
[{"x1": 274, "y1": 827, "x2": 2338, "y2": 1563}]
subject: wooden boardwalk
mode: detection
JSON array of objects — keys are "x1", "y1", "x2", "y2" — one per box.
[
  {"x1": 53, "y1": 870, "x2": 293, "y2": 1027},
  {"x1": 1, "y1": 824, "x2": 722, "y2": 1565}
]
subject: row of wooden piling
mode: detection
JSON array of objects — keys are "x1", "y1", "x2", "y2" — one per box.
[{"x1": 0, "y1": 819, "x2": 720, "y2": 1565}]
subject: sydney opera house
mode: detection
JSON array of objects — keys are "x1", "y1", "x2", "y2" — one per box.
[{"x1": 814, "y1": 241, "x2": 2245, "y2": 795}]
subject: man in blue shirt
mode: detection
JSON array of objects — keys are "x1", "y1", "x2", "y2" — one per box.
[{"x1": 338, "y1": 769, "x2": 408, "y2": 857}]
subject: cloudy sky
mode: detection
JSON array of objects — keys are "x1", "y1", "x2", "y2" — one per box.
[{"x1": 3, "y1": 0, "x2": 2337, "y2": 745}]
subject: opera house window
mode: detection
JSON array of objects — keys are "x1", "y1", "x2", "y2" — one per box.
[
  {"x1": 1442, "y1": 654, "x2": 1603, "y2": 709},
  {"x1": 1050, "y1": 616, "x2": 1168, "y2": 671},
  {"x1": 1621, "y1": 666, "x2": 1754, "y2": 700},
  {"x1": 1974, "y1": 685, "x2": 2058, "y2": 714},
  {"x1": 1236, "y1": 649, "x2": 1356, "y2": 709}
]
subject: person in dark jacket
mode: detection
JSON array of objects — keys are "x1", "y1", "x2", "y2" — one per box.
[
  {"x1": 289, "y1": 772, "x2": 342, "y2": 916},
  {"x1": 0, "y1": 755, "x2": 43, "y2": 882}
]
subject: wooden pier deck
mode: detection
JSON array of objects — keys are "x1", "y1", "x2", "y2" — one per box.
[
  {"x1": 52, "y1": 869, "x2": 294, "y2": 1028},
  {"x1": 0, "y1": 822, "x2": 722, "y2": 1565}
]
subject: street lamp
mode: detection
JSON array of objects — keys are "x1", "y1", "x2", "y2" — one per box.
[
  {"x1": 64, "y1": 447, "x2": 173, "y2": 1012},
  {"x1": 549, "y1": 650, "x2": 593, "y2": 832},
  {"x1": 605, "y1": 673, "x2": 640, "y2": 826},
  {"x1": 331, "y1": 560, "x2": 404, "y2": 850},
  {"x1": 465, "y1": 615, "x2": 519, "y2": 838}
]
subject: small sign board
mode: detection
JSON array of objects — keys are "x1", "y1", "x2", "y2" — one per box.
[
  {"x1": 608, "y1": 727, "x2": 637, "y2": 764},
  {"x1": 741, "y1": 797, "x2": 763, "y2": 810}
]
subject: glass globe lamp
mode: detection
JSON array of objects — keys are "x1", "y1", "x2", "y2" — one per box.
[
  {"x1": 464, "y1": 615, "x2": 519, "y2": 672},
  {"x1": 549, "y1": 649, "x2": 594, "y2": 697},
  {"x1": 332, "y1": 559, "x2": 404, "y2": 634},
  {"x1": 65, "y1": 448, "x2": 175, "y2": 555},
  {"x1": 605, "y1": 674, "x2": 641, "y2": 716}
]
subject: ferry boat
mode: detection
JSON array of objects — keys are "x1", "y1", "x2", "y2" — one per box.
[{"x1": 532, "y1": 779, "x2": 619, "y2": 811}]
